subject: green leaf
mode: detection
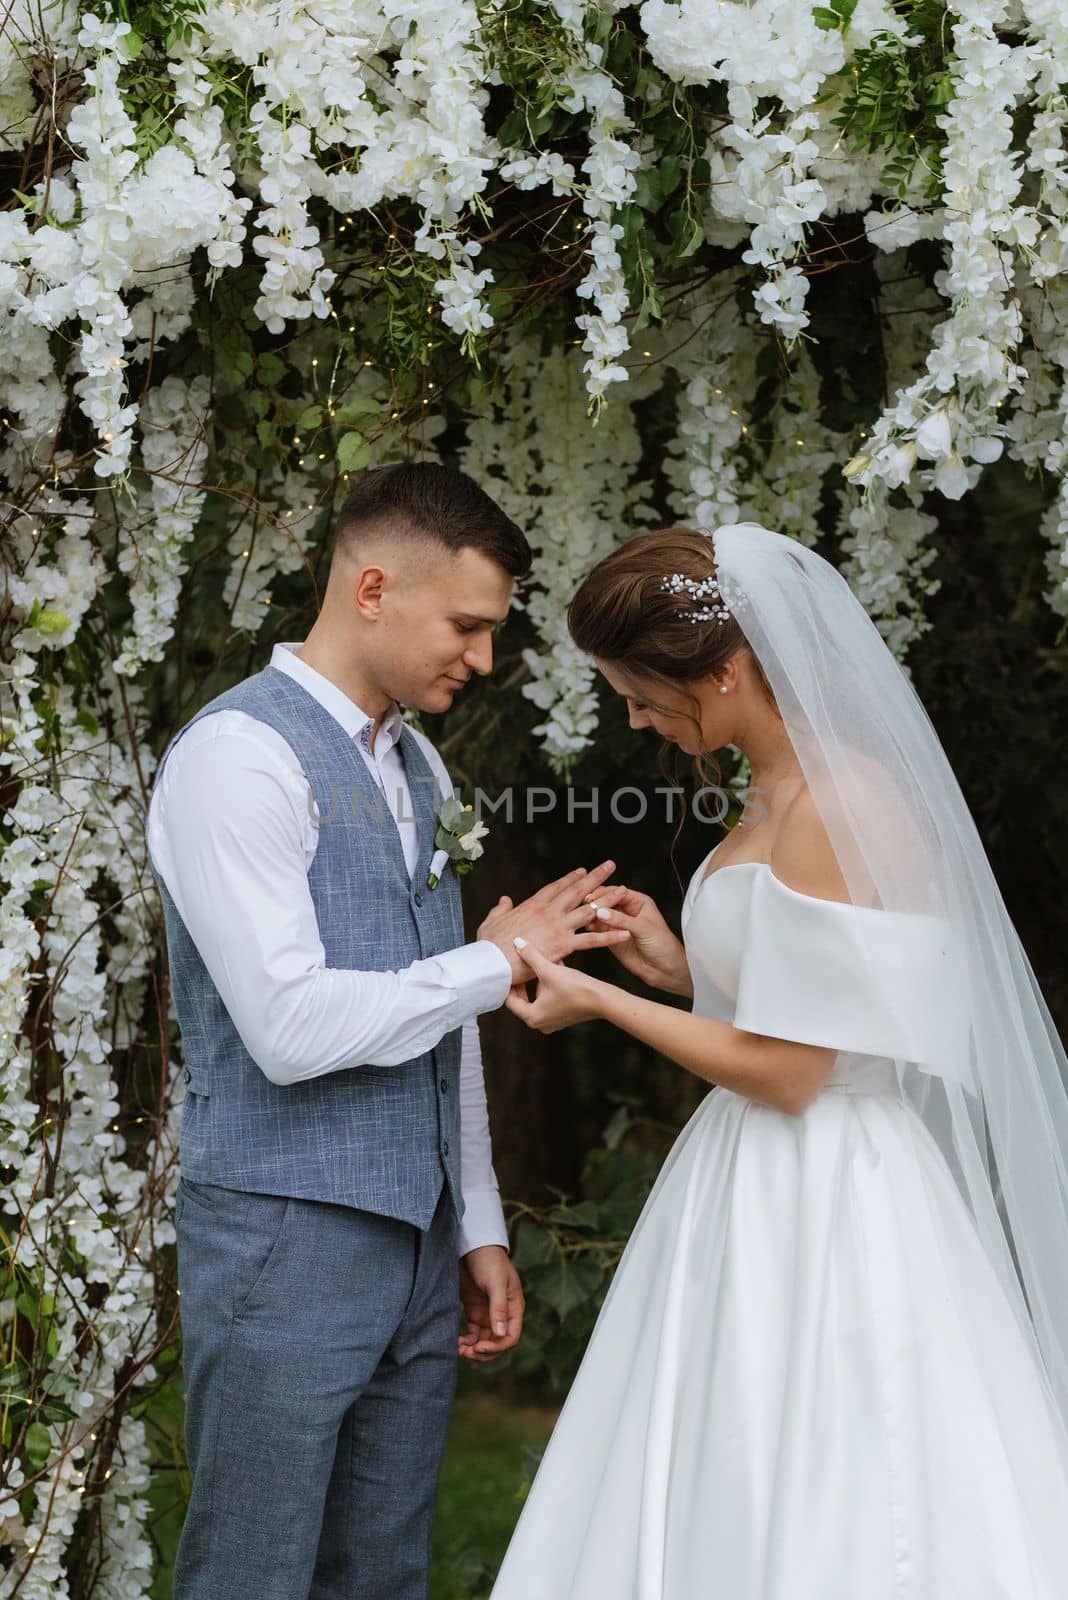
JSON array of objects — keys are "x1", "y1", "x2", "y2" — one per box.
[
  {"x1": 813, "y1": 6, "x2": 841, "y2": 28},
  {"x1": 39, "y1": 1398, "x2": 77, "y2": 1425},
  {"x1": 497, "y1": 111, "x2": 527, "y2": 148},
  {"x1": 337, "y1": 432, "x2": 371, "y2": 473},
  {"x1": 332, "y1": 395, "x2": 381, "y2": 423},
  {"x1": 538, "y1": 1255, "x2": 602, "y2": 1320},
  {"x1": 437, "y1": 793, "x2": 464, "y2": 829},
  {"x1": 633, "y1": 157, "x2": 683, "y2": 212},
  {"x1": 668, "y1": 210, "x2": 704, "y2": 260},
  {"x1": 528, "y1": 107, "x2": 556, "y2": 140},
  {"x1": 510, "y1": 1219, "x2": 558, "y2": 1271},
  {"x1": 25, "y1": 1421, "x2": 52, "y2": 1468},
  {"x1": 256, "y1": 352, "x2": 286, "y2": 386},
  {"x1": 631, "y1": 170, "x2": 659, "y2": 212},
  {"x1": 547, "y1": 1201, "x2": 600, "y2": 1230},
  {"x1": 299, "y1": 404, "x2": 323, "y2": 429}
]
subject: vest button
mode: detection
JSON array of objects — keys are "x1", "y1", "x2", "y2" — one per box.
[
  {"x1": 440, "y1": 1078, "x2": 448, "y2": 1093},
  {"x1": 183, "y1": 1068, "x2": 191, "y2": 1084},
  {"x1": 442, "y1": 1140, "x2": 450, "y2": 1156},
  {"x1": 414, "y1": 891, "x2": 423, "y2": 908}
]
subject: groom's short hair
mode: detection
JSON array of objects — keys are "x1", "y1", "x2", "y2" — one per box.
[{"x1": 333, "y1": 463, "x2": 532, "y2": 578}]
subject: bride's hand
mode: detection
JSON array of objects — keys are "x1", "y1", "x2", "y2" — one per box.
[
  {"x1": 504, "y1": 940, "x2": 606, "y2": 1034},
  {"x1": 582, "y1": 882, "x2": 693, "y2": 998}
]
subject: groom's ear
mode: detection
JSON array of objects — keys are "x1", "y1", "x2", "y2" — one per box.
[{"x1": 350, "y1": 563, "x2": 388, "y2": 620}]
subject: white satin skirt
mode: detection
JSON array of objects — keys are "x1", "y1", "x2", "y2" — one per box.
[{"x1": 490, "y1": 1078, "x2": 1068, "y2": 1599}]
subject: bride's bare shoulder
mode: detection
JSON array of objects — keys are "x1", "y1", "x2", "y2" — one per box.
[
  {"x1": 773, "y1": 756, "x2": 918, "y2": 907},
  {"x1": 771, "y1": 785, "x2": 853, "y2": 905}
]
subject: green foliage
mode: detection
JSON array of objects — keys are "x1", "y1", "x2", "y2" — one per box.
[
  {"x1": 826, "y1": 1, "x2": 955, "y2": 198},
  {"x1": 499, "y1": 1100, "x2": 678, "y2": 1396},
  {"x1": 0, "y1": 1255, "x2": 78, "y2": 1477},
  {"x1": 99, "y1": 0, "x2": 206, "y2": 54},
  {"x1": 813, "y1": 0, "x2": 858, "y2": 31}
]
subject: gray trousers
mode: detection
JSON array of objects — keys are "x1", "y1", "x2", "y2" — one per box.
[{"x1": 173, "y1": 1175, "x2": 458, "y2": 1600}]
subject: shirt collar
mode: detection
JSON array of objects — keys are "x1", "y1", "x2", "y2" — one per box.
[{"x1": 271, "y1": 643, "x2": 406, "y2": 757}]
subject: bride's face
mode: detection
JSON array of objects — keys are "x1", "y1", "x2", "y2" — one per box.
[{"x1": 595, "y1": 659, "x2": 734, "y2": 755}]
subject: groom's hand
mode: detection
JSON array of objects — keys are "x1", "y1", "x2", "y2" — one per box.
[
  {"x1": 477, "y1": 863, "x2": 630, "y2": 985},
  {"x1": 458, "y1": 1246, "x2": 524, "y2": 1362}
]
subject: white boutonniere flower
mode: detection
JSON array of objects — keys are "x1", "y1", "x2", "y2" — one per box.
[{"x1": 427, "y1": 795, "x2": 490, "y2": 890}]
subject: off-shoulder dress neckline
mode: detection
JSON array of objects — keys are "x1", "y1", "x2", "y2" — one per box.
[{"x1": 690, "y1": 840, "x2": 862, "y2": 911}]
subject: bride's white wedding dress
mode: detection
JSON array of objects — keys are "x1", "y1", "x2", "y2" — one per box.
[{"x1": 490, "y1": 843, "x2": 1068, "y2": 1599}]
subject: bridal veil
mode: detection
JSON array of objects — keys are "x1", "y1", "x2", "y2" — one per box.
[{"x1": 709, "y1": 521, "x2": 1068, "y2": 1427}]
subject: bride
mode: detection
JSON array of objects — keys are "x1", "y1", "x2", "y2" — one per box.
[{"x1": 488, "y1": 522, "x2": 1068, "y2": 1599}]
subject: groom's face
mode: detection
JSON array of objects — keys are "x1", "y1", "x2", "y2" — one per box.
[{"x1": 376, "y1": 544, "x2": 514, "y2": 713}]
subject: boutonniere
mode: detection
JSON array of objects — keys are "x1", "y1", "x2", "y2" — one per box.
[{"x1": 427, "y1": 796, "x2": 490, "y2": 890}]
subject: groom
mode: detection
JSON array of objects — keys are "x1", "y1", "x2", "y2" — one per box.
[{"x1": 146, "y1": 462, "x2": 624, "y2": 1600}]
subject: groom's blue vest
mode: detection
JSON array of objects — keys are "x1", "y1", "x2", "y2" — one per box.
[{"x1": 150, "y1": 664, "x2": 465, "y2": 1231}]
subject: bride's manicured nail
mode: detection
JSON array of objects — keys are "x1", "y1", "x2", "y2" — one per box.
[
  {"x1": 513, "y1": 936, "x2": 527, "y2": 950},
  {"x1": 596, "y1": 908, "x2": 611, "y2": 920}
]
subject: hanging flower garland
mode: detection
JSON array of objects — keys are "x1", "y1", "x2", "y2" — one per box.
[{"x1": 461, "y1": 332, "x2": 656, "y2": 766}]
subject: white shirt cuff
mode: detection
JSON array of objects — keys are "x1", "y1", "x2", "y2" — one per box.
[
  {"x1": 436, "y1": 939, "x2": 513, "y2": 1019},
  {"x1": 456, "y1": 1187, "x2": 510, "y2": 1256}
]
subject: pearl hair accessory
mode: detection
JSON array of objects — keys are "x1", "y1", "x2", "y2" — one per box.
[{"x1": 661, "y1": 571, "x2": 732, "y2": 624}]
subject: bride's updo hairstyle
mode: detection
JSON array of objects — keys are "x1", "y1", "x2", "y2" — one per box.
[
  {"x1": 568, "y1": 526, "x2": 754, "y2": 683},
  {"x1": 567, "y1": 525, "x2": 778, "y2": 792}
]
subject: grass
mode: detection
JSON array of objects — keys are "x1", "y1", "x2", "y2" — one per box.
[{"x1": 430, "y1": 1387, "x2": 558, "y2": 1600}]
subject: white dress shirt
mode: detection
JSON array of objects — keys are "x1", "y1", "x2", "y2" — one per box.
[{"x1": 146, "y1": 641, "x2": 514, "y2": 1254}]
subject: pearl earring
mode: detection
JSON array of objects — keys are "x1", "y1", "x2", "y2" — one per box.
[{"x1": 719, "y1": 686, "x2": 728, "y2": 694}]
